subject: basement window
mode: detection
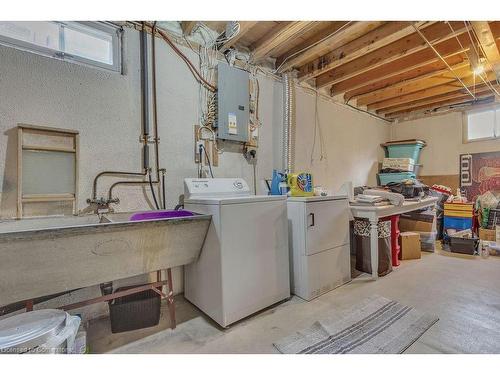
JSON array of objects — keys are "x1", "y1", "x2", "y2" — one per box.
[
  {"x1": 0, "y1": 21, "x2": 122, "y2": 72},
  {"x1": 464, "y1": 107, "x2": 500, "y2": 142}
]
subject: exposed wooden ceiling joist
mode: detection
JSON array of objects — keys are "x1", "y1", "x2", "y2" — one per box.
[
  {"x1": 276, "y1": 21, "x2": 384, "y2": 72},
  {"x1": 297, "y1": 21, "x2": 433, "y2": 82},
  {"x1": 251, "y1": 21, "x2": 318, "y2": 61},
  {"x1": 379, "y1": 84, "x2": 495, "y2": 116},
  {"x1": 356, "y1": 65, "x2": 472, "y2": 106},
  {"x1": 343, "y1": 56, "x2": 467, "y2": 101},
  {"x1": 330, "y1": 33, "x2": 472, "y2": 96},
  {"x1": 181, "y1": 20, "x2": 499, "y2": 120},
  {"x1": 219, "y1": 21, "x2": 258, "y2": 52},
  {"x1": 318, "y1": 21, "x2": 469, "y2": 89},
  {"x1": 368, "y1": 71, "x2": 498, "y2": 111},
  {"x1": 386, "y1": 90, "x2": 495, "y2": 119},
  {"x1": 471, "y1": 21, "x2": 500, "y2": 77}
]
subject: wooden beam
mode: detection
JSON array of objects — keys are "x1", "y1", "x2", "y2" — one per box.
[
  {"x1": 318, "y1": 21, "x2": 469, "y2": 89},
  {"x1": 343, "y1": 56, "x2": 466, "y2": 101},
  {"x1": 489, "y1": 21, "x2": 500, "y2": 52},
  {"x1": 471, "y1": 21, "x2": 500, "y2": 76},
  {"x1": 276, "y1": 21, "x2": 384, "y2": 72},
  {"x1": 180, "y1": 21, "x2": 197, "y2": 36},
  {"x1": 368, "y1": 71, "x2": 497, "y2": 111},
  {"x1": 379, "y1": 84, "x2": 495, "y2": 116},
  {"x1": 386, "y1": 91, "x2": 495, "y2": 119},
  {"x1": 298, "y1": 21, "x2": 433, "y2": 82},
  {"x1": 219, "y1": 21, "x2": 258, "y2": 51},
  {"x1": 330, "y1": 33, "x2": 472, "y2": 96},
  {"x1": 251, "y1": 22, "x2": 318, "y2": 61},
  {"x1": 356, "y1": 65, "x2": 472, "y2": 106}
]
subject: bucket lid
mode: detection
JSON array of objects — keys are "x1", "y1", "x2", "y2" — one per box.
[{"x1": 0, "y1": 309, "x2": 67, "y2": 353}]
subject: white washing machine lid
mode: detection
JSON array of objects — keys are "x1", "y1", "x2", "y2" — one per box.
[
  {"x1": 0, "y1": 309, "x2": 67, "y2": 352},
  {"x1": 185, "y1": 194, "x2": 286, "y2": 205}
]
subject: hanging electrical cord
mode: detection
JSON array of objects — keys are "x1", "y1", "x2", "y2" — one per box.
[
  {"x1": 148, "y1": 170, "x2": 160, "y2": 210},
  {"x1": 197, "y1": 125, "x2": 223, "y2": 153},
  {"x1": 161, "y1": 171, "x2": 166, "y2": 210},
  {"x1": 200, "y1": 144, "x2": 214, "y2": 178},
  {"x1": 412, "y1": 23, "x2": 476, "y2": 100},
  {"x1": 310, "y1": 90, "x2": 326, "y2": 164}
]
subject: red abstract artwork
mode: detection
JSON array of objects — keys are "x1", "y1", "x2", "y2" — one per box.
[{"x1": 460, "y1": 152, "x2": 500, "y2": 201}]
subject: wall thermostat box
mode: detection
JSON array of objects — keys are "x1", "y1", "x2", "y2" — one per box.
[{"x1": 216, "y1": 63, "x2": 249, "y2": 142}]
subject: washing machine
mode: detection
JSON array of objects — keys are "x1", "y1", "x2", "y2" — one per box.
[{"x1": 183, "y1": 178, "x2": 290, "y2": 327}]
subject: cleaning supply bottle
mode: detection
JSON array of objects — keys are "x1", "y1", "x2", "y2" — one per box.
[
  {"x1": 287, "y1": 172, "x2": 314, "y2": 197},
  {"x1": 271, "y1": 170, "x2": 288, "y2": 195}
]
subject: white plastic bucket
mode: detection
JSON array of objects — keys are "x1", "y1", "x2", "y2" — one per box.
[{"x1": 0, "y1": 309, "x2": 81, "y2": 354}]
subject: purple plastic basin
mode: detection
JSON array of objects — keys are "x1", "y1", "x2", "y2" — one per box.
[{"x1": 129, "y1": 210, "x2": 195, "y2": 222}]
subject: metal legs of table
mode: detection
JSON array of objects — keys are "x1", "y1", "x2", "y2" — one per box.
[{"x1": 369, "y1": 219, "x2": 379, "y2": 280}]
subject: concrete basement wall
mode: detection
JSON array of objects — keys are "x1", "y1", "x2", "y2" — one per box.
[
  {"x1": 294, "y1": 87, "x2": 390, "y2": 192},
  {"x1": 0, "y1": 25, "x2": 389, "y2": 320},
  {"x1": 391, "y1": 111, "x2": 500, "y2": 176},
  {"x1": 0, "y1": 27, "x2": 283, "y2": 319}
]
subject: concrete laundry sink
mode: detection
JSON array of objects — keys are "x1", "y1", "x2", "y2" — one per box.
[{"x1": 0, "y1": 210, "x2": 211, "y2": 307}]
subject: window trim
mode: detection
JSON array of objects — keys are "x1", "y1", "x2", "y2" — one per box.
[
  {"x1": 462, "y1": 105, "x2": 500, "y2": 144},
  {"x1": 0, "y1": 21, "x2": 122, "y2": 73}
]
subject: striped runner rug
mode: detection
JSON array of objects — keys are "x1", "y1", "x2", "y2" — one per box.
[{"x1": 273, "y1": 296, "x2": 438, "y2": 354}]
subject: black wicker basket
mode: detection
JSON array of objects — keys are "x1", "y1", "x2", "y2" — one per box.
[{"x1": 109, "y1": 285, "x2": 161, "y2": 333}]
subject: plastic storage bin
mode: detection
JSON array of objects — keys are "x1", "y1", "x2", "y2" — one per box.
[
  {"x1": 419, "y1": 231, "x2": 437, "y2": 252},
  {"x1": 449, "y1": 237, "x2": 478, "y2": 255},
  {"x1": 382, "y1": 141, "x2": 426, "y2": 163},
  {"x1": 377, "y1": 172, "x2": 416, "y2": 186},
  {"x1": 109, "y1": 285, "x2": 161, "y2": 333},
  {"x1": 443, "y1": 216, "x2": 473, "y2": 231}
]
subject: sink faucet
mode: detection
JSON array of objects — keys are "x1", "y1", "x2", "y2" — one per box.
[{"x1": 86, "y1": 197, "x2": 119, "y2": 216}]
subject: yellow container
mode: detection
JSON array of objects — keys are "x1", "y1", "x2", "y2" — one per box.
[
  {"x1": 444, "y1": 210, "x2": 474, "y2": 218},
  {"x1": 444, "y1": 203, "x2": 474, "y2": 212},
  {"x1": 287, "y1": 172, "x2": 314, "y2": 197}
]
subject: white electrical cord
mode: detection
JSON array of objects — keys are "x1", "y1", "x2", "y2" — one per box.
[{"x1": 310, "y1": 90, "x2": 326, "y2": 164}]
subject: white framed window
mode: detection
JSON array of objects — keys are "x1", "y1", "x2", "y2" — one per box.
[
  {"x1": 463, "y1": 106, "x2": 500, "y2": 142},
  {"x1": 0, "y1": 21, "x2": 122, "y2": 73}
]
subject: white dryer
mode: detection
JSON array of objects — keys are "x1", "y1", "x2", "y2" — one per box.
[
  {"x1": 183, "y1": 178, "x2": 290, "y2": 327},
  {"x1": 287, "y1": 195, "x2": 351, "y2": 301}
]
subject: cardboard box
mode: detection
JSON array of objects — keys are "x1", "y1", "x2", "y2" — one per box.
[
  {"x1": 479, "y1": 228, "x2": 496, "y2": 242},
  {"x1": 399, "y1": 218, "x2": 435, "y2": 232},
  {"x1": 399, "y1": 232, "x2": 421, "y2": 260}
]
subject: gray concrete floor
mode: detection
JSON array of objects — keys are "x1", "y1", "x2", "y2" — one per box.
[{"x1": 88, "y1": 250, "x2": 500, "y2": 354}]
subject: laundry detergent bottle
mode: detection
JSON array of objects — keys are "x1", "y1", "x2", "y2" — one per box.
[{"x1": 287, "y1": 172, "x2": 314, "y2": 197}]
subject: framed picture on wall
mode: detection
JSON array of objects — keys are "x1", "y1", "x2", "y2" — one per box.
[{"x1": 460, "y1": 151, "x2": 500, "y2": 201}]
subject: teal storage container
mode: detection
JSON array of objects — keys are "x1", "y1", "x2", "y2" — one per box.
[
  {"x1": 382, "y1": 141, "x2": 426, "y2": 163},
  {"x1": 377, "y1": 172, "x2": 416, "y2": 186}
]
